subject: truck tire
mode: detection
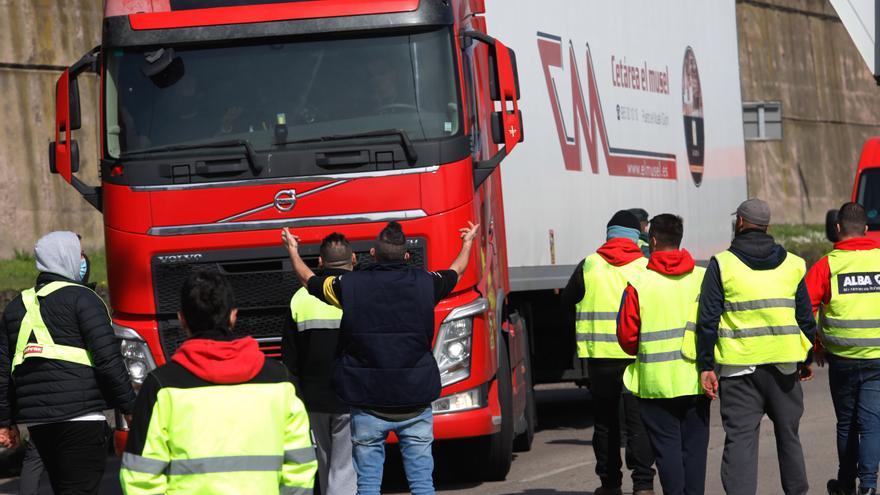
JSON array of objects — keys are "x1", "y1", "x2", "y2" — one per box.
[
  {"x1": 513, "y1": 317, "x2": 536, "y2": 452},
  {"x1": 482, "y1": 337, "x2": 514, "y2": 481},
  {"x1": 826, "y1": 209, "x2": 839, "y2": 242}
]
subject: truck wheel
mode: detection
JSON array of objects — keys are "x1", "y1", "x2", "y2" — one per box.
[
  {"x1": 826, "y1": 209, "x2": 840, "y2": 242},
  {"x1": 482, "y1": 337, "x2": 514, "y2": 481},
  {"x1": 513, "y1": 317, "x2": 536, "y2": 452}
]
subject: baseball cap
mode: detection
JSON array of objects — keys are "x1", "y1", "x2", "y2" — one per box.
[{"x1": 734, "y1": 198, "x2": 771, "y2": 226}]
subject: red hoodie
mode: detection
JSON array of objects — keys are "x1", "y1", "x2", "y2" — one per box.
[
  {"x1": 172, "y1": 336, "x2": 266, "y2": 384},
  {"x1": 617, "y1": 249, "x2": 697, "y2": 356},
  {"x1": 597, "y1": 237, "x2": 645, "y2": 267}
]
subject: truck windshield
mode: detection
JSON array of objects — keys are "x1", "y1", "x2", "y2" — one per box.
[
  {"x1": 104, "y1": 28, "x2": 460, "y2": 158},
  {"x1": 858, "y1": 169, "x2": 880, "y2": 231}
]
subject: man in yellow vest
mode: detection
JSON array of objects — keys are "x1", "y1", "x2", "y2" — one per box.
[
  {"x1": 284, "y1": 233, "x2": 357, "y2": 495},
  {"x1": 562, "y1": 210, "x2": 655, "y2": 495},
  {"x1": 120, "y1": 271, "x2": 317, "y2": 495},
  {"x1": 696, "y1": 198, "x2": 816, "y2": 495},
  {"x1": 617, "y1": 214, "x2": 708, "y2": 495},
  {"x1": 0, "y1": 231, "x2": 135, "y2": 493},
  {"x1": 806, "y1": 202, "x2": 880, "y2": 495}
]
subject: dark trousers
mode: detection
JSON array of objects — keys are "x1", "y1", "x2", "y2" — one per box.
[
  {"x1": 19, "y1": 439, "x2": 46, "y2": 495},
  {"x1": 639, "y1": 396, "x2": 710, "y2": 495},
  {"x1": 828, "y1": 354, "x2": 880, "y2": 491},
  {"x1": 29, "y1": 421, "x2": 109, "y2": 495},
  {"x1": 588, "y1": 358, "x2": 655, "y2": 491},
  {"x1": 719, "y1": 366, "x2": 808, "y2": 495}
]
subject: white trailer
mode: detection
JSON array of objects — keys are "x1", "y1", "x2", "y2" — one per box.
[{"x1": 486, "y1": 0, "x2": 748, "y2": 382}]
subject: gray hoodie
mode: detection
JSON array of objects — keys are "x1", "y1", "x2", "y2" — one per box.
[{"x1": 34, "y1": 231, "x2": 81, "y2": 281}]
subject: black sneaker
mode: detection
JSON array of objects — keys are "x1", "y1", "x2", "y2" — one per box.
[
  {"x1": 859, "y1": 488, "x2": 876, "y2": 495},
  {"x1": 828, "y1": 479, "x2": 856, "y2": 495}
]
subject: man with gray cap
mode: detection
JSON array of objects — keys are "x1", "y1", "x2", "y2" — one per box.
[
  {"x1": 0, "y1": 232, "x2": 135, "y2": 494},
  {"x1": 693, "y1": 199, "x2": 816, "y2": 495}
]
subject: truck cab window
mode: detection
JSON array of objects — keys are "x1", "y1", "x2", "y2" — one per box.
[
  {"x1": 105, "y1": 27, "x2": 461, "y2": 159},
  {"x1": 858, "y1": 169, "x2": 880, "y2": 231},
  {"x1": 462, "y1": 44, "x2": 482, "y2": 161}
]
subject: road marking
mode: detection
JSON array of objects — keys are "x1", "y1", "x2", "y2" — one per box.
[{"x1": 519, "y1": 460, "x2": 595, "y2": 483}]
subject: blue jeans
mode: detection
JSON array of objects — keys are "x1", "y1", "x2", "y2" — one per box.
[
  {"x1": 350, "y1": 406, "x2": 434, "y2": 495},
  {"x1": 829, "y1": 354, "x2": 880, "y2": 490}
]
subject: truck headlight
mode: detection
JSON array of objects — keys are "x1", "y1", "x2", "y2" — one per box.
[
  {"x1": 433, "y1": 298, "x2": 488, "y2": 387},
  {"x1": 113, "y1": 324, "x2": 157, "y2": 387}
]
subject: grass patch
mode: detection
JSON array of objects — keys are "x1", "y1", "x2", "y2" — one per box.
[
  {"x1": 769, "y1": 224, "x2": 832, "y2": 267},
  {"x1": 0, "y1": 251, "x2": 108, "y2": 292}
]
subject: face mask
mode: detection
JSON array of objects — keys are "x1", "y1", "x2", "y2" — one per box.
[{"x1": 79, "y1": 257, "x2": 88, "y2": 282}]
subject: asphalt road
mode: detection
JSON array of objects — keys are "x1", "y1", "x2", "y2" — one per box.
[{"x1": 0, "y1": 365, "x2": 839, "y2": 494}]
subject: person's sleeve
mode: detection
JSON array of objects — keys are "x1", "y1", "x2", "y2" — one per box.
[
  {"x1": 560, "y1": 260, "x2": 586, "y2": 307},
  {"x1": 431, "y1": 270, "x2": 459, "y2": 303},
  {"x1": 77, "y1": 291, "x2": 136, "y2": 414},
  {"x1": 616, "y1": 285, "x2": 640, "y2": 356},
  {"x1": 306, "y1": 275, "x2": 342, "y2": 309},
  {"x1": 696, "y1": 258, "x2": 723, "y2": 372},
  {"x1": 0, "y1": 311, "x2": 11, "y2": 426},
  {"x1": 805, "y1": 256, "x2": 832, "y2": 316},
  {"x1": 282, "y1": 381, "x2": 318, "y2": 494},
  {"x1": 281, "y1": 315, "x2": 300, "y2": 388},
  {"x1": 795, "y1": 278, "x2": 817, "y2": 364},
  {"x1": 120, "y1": 374, "x2": 170, "y2": 495}
]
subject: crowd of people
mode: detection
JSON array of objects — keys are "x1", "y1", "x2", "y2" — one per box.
[
  {"x1": 0, "y1": 197, "x2": 878, "y2": 495},
  {"x1": 561, "y1": 199, "x2": 880, "y2": 495}
]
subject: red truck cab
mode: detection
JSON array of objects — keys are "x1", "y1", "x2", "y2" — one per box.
[
  {"x1": 49, "y1": 0, "x2": 528, "y2": 480},
  {"x1": 827, "y1": 137, "x2": 880, "y2": 242}
]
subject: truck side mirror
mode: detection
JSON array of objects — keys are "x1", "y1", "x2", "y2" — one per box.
[
  {"x1": 51, "y1": 68, "x2": 76, "y2": 183},
  {"x1": 49, "y1": 47, "x2": 102, "y2": 211},
  {"x1": 461, "y1": 31, "x2": 523, "y2": 186}
]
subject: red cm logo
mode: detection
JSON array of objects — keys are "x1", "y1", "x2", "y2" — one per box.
[{"x1": 536, "y1": 32, "x2": 677, "y2": 180}]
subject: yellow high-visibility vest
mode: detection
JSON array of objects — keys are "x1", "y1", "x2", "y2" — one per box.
[
  {"x1": 575, "y1": 253, "x2": 648, "y2": 359},
  {"x1": 711, "y1": 250, "x2": 811, "y2": 365},
  {"x1": 820, "y1": 248, "x2": 880, "y2": 359},
  {"x1": 624, "y1": 266, "x2": 705, "y2": 398},
  {"x1": 290, "y1": 287, "x2": 342, "y2": 332},
  {"x1": 11, "y1": 282, "x2": 98, "y2": 372}
]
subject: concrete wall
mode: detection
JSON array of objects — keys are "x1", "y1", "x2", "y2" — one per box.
[
  {"x1": 0, "y1": 0, "x2": 103, "y2": 258},
  {"x1": 737, "y1": 0, "x2": 880, "y2": 224}
]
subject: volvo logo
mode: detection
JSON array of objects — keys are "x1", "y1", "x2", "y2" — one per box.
[
  {"x1": 157, "y1": 253, "x2": 203, "y2": 264},
  {"x1": 274, "y1": 189, "x2": 297, "y2": 212}
]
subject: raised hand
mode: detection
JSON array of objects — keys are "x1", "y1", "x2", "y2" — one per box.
[{"x1": 459, "y1": 222, "x2": 480, "y2": 244}]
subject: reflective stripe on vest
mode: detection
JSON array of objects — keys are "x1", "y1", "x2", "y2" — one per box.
[
  {"x1": 713, "y1": 250, "x2": 811, "y2": 365},
  {"x1": 574, "y1": 253, "x2": 647, "y2": 359},
  {"x1": 11, "y1": 282, "x2": 97, "y2": 372},
  {"x1": 624, "y1": 266, "x2": 705, "y2": 398},
  {"x1": 819, "y1": 248, "x2": 880, "y2": 359},
  {"x1": 290, "y1": 287, "x2": 342, "y2": 333}
]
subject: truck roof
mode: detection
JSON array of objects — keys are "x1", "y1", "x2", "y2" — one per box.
[{"x1": 104, "y1": 0, "x2": 450, "y2": 48}]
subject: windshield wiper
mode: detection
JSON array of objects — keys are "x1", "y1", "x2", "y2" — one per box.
[
  {"x1": 120, "y1": 139, "x2": 262, "y2": 174},
  {"x1": 284, "y1": 129, "x2": 418, "y2": 164}
]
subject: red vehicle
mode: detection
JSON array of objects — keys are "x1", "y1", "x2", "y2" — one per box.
[
  {"x1": 826, "y1": 137, "x2": 880, "y2": 242},
  {"x1": 49, "y1": 0, "x2": 528, "y2": 479}
]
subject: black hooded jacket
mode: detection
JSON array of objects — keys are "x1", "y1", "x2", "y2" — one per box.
[
  {"x1": 0, "y1": 273, "x2": 136, "y2": 424},
  {"x1": 696, "y1": 229, "x2": 817, "y2": 371}
]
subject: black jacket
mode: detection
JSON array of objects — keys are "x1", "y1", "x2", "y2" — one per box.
[
  {"x1": 282, "y1": 268, "x2": 348, "y2": 414},
  {"x1": 0, "y1": 273, "x2": 135, "y2": 424},
  {"x1": 696, "y1": 229, "x2": 817, "y2": 371}
]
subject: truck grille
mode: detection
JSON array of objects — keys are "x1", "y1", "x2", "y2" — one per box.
[{"x1": 152, "y1": 239, "x2": 426, "y2": 359}]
